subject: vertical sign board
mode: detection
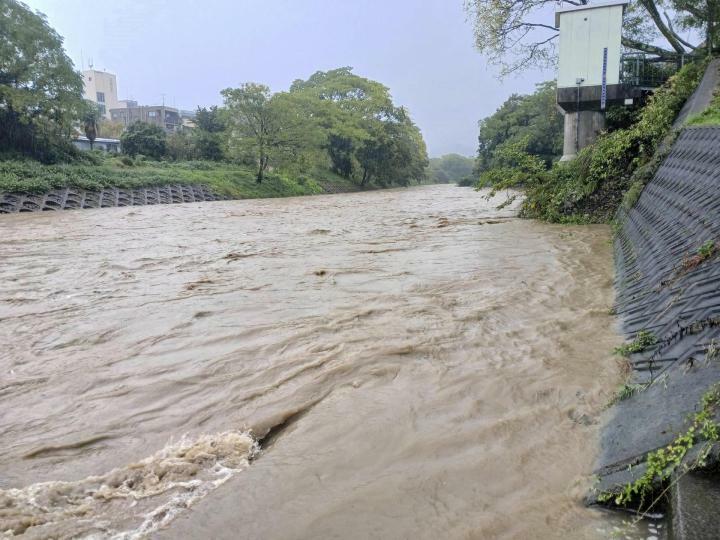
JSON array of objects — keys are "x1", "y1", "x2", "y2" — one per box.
[{"x1": 601, "y1": 47, "x2": 609, "y2": 111}]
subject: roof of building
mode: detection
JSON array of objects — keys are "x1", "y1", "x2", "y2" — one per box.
[
  {"x1": 555, "y1": 0, "x2": 629, "y2": 27},
  {"x1": 109, "y1": 105, "x2": 179, "y2": 113},
  {"x1": 74, "y1": 136, "x2": 121, "y2": 144}
]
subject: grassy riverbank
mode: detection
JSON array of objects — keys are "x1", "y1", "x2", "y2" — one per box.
[
  {"x1": 0, "y1": 157, "x2": 367, "y2": 199},
  {"x1": 688, "y1": 87, "x2": 720, "y2": 126}
]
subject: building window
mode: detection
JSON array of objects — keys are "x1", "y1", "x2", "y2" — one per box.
[
  {"x1": 148, "y1": 111, "x2": 157, "y2": 118},
  {"x1": 97, "y1": 104, "x2": 106, "y2": 116},
  {"x1": 96, "y1": 91, "x2": 105, "y2": 103}
]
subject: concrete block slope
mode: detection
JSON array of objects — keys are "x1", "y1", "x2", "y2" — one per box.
[
  {"x1": 597, "y1": 126, "x2": 720, "y2": 537},
  {"x1": 0, "y1": 184, "x2": 222, "y2": 213}
]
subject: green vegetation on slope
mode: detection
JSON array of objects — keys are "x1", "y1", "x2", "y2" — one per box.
[
  {"x1": 599, "y1": 383, "x2": 720, "y2": 510},
  {"x1": 687, "y1": 89, "x2": 720, "y2": 126},
  {"x1": 0, "y1": 156, "x2": 366, "y2": 199},
  {"x1": 476, "y1": 61, "x2": 705, "y2": 223}
]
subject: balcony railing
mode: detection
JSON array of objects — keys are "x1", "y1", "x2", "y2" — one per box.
[{"x1": 620, "y1": 53, "x2": 703, "y2": 89}]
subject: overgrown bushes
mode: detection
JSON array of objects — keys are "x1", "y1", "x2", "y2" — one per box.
[{"x1": 510, "y1": 60, "x2": 705, "y2": 223}]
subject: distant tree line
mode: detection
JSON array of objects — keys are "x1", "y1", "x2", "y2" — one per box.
[{"x1": 428, "y1": 154, "x2": 475, "y2": 185}]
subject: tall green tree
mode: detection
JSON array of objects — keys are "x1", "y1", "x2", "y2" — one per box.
[
  {"x1": 0, "y1": 0, "x2": 85, "y2": 161},
  {"x1": 476, "y1": 81, "x2": 563, "y2": 173},
  {"x1": 221, "y1": 69, "x2": 428, "y2": 187},
  {"x1": 120, "y1": 121, "x2": 167, "y2": 159},
  {"x1": 222, "y1": 83, "x2": 277, "y2": 182},
  {"x1": 289, "y1": 68, "x2": 428, "y2": 186},
  {"x1": 671, "y1": 0, "x2": 720, "y2": 54},
  {"x1": 193, "y1": 105, "x2": 227, "y2": 161}
]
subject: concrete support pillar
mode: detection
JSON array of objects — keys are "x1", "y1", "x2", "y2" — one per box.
[{"x1": 560, "y1": 110, "x2": 606, "y2": 161}]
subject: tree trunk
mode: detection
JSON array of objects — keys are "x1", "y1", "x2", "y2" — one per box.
[
  {"x1": 709, "y1": 1, "x2": 717, "y2": 56},
  {"x1": 361, "y1": 168, "x2": 369, "y2": 187},
  {"x1": 257, "y1": 155, "x2": 268, "y2": 183}
]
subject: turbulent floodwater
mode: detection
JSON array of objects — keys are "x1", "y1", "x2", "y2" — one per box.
[{"x1": 1, "y1": 185, "x2": 636, "y2": 539}]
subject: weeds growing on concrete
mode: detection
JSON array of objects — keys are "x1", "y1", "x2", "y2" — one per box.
[
  {"x1": 614, "y1": 330, "x2": 658, "y2": 357},
  {"x1": 706, "y1": 339, "x2": 720, "y2": 365},
  {"x1": 610, "y1": 383, "x2": 649, "y2": 405},
  {"x1": 679, "y1": 240, "x2": 717, "y2": 273},
  {"x1": 598, "y1": 383, "x2": 720, "y2": 509}
]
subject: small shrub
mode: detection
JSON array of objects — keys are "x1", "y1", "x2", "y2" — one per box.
[
  {"x1": 681, "y1": 240, "x2": 717, "y2": 272},
  {"x1": 121, "y1": 122, "x2": 167, "y2": 159},
  {"x1": 698, "y1": 240, "x2": 716, "y2": 259},
  {"x1": 614, "y1": 330, "x2": 658, "y2": 357},
  {"x1": 610, "y1": 382, "x2": 649, "y2": 405}
]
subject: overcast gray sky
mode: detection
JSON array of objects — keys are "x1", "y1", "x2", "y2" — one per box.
[{"x1": 26, "y1": 0, "x2": 553, "y2": 157}]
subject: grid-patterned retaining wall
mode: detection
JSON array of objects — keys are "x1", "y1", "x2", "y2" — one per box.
[
  {"x1": 595, "y1": 127, "x2": 720, "y2": 509},
  {"x1": 0, "y1": 184, "x2": 222, "y2": 213}
]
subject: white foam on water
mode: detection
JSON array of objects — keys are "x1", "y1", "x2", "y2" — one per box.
[{"x1": 0, "y1": 431, "x2": 258, "y2": 539}]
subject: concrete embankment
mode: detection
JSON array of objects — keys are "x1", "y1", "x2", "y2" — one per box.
[
  {"x1": 594, "y1": 121, "x2": 720, "y2": 536},
  {"x1": 0, "y1": 185, "x2": 223, "y2": 213},
  {"x1": 0, "y1": 179, "x2": 370, "y2": 214}
]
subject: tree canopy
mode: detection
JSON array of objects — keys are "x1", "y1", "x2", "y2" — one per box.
[
  {"x1": 465, "y1": 0, "x2": 718, "y2": 76},
  {"x1": 222, "y1": 68, "x2": 428, "y2": 186},
  {"x1": 0, "y1": 0, "x2": 85, "y2": 161},
  {"x1": 476, "y1": 81, "x2": 563, "y2": 175},
  {"x1": 120, "y1": 122, "x2": 167, "y2": 159}
]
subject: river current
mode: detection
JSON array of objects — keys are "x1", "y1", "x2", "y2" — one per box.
[{"x1": 1, "y1": 185, "x2": 638, "y2": 538}]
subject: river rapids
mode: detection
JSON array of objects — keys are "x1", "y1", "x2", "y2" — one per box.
[{"x1": 1, "y1": 185, "x2": 651, "y2": 538}]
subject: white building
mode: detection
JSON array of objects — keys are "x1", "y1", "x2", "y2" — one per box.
[
  {"x1": 555, "y1": 0, "x2": 633, "y2": 161},
  {"x1": 82, "y1": 69, "x2": 122, "y2": 120}
]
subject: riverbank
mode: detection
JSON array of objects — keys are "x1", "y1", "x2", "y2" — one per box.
[{"x1": 0, "y1": 158, "x2": 371, "y2": 211}]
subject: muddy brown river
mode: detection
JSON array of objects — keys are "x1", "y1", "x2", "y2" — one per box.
[{"x1": 1, "y1": 185, "x2": 647, "y2": 539}]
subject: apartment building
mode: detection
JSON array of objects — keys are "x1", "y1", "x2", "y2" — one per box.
[
  {"x1": 82, "y1": 69, "x2": 121, "y2": 120},
  {"x1": 109, "y1": 105, "x2": 182, "y2": 132}
]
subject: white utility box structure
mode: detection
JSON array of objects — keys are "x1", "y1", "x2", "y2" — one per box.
[{"x1": 555, "y1": 0, "x2": 631, "y2": 160}]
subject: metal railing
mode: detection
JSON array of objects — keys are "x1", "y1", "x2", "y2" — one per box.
[{"x1": 620, "y1": 53, "x2": 698, "y2": 88}]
